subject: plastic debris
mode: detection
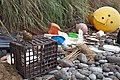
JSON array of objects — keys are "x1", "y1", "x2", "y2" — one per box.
[
  {"x1": 48, "y1": 23, "x2": 60, "y2": 35},
  {"x1": 77, "y1": 29, "x2": 84, "y2": 44},
  {"x1": 89, "y1": 6, "x2": 120, "y2": 32},
  {"x1": 68, "y1": 32, "x2": 78, "y2": 38},
  {"x1": 58, "y1": 31, "x2": 72, "y2": 48},
  {"x1": 76, "y1": 23, "x2": 88, "y2": 34},
  {"x1": 44, "y1": 34, "x2": 57, "y2": 39},
  {"x1": 96, "y1": 30, "x2": 105, "y2": 37},
  {"x1": 52, "y1": 36, "x2": 65, "y2": 45}
]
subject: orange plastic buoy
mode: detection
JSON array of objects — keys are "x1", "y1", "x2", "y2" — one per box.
[
  {"x1": 48, "y1": 23, "x2": 60, "y2": 35},
  {"x1": 89, "y1": 6, "x2": 120, "y2": 32}
]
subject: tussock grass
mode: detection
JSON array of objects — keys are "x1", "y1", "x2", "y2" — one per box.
[
  {"x1": 1, "y1": 0, "x2": 90, "y2": 32},
  {"x1": 1, "y1": 0, "x2": 119, "y2": 32},
  {"x1": 89, "y1": 0, "x2": 120, "y2": 12}
]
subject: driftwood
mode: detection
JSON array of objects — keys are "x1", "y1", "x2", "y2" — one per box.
[
  {"x1": 0, "y1": 62, "x2": 23, "y2": 80},
  {"x1": 65, "y1": 48, "x2": 80, "y2": 61},
  {"x1": 65, "y1": 44, "x2": 96, "y2": 61},
  {"x1": 77, "y1": 44, "x2": 96, "y2": 60}
]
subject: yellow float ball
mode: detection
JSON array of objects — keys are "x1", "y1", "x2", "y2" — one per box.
[{"x1": 90, "y1": 6, "x2": 120, "y2": 32}]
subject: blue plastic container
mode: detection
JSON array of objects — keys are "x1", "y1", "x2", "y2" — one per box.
[{"x1": 51, "y1": 36, "x2": 65, "y2": 45}]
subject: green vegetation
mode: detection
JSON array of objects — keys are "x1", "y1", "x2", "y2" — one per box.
[
  {"x1": 1, "y1": 0, "x2": 90, "y2": 32},
  {"x1": 89, "y1": 0, "x2": 120, "y2": 12},
  {"x1": 0, "y1": 0, "x2": 120, "y2": 32}
]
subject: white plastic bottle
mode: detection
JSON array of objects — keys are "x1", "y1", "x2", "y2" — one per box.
[{"x1": 77, "y1": 29, "x2": 84, "y2": 44}]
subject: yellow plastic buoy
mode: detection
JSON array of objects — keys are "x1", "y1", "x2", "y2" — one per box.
[{"x1": 89, "y1": 6, "x2": 120, "y2": 32}]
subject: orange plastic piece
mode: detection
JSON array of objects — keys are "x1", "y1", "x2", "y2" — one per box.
[{"x1": 48, "y1": 23, "x2": 60, "y2": 35}]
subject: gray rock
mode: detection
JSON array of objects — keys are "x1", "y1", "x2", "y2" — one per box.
[
  {"x1": 106, "y1": 52, "x2": 114, "y2": 56},
  {"x1": 108, "y1": 65, "x2": 117, "y2": 72},
  {"x1": 77, "y1": 53, "x2": 88, "y2": 63},
  {"x1": 102, "y1": 63, "x2": 110, "y2": 67},
  {"x1": 103, "y1": 78, "x2": 112, "y2": 80},
  {"x1": 102, "y1": 52, "x2": 108, "y2": 56},
  {"x1": 42, "y1": 75, "x2": 56, "y2": 80},
  {"x1": 89, "y1": 74, "x2": 96, "y2": 80},
  {"x1": 90, "y1": 67, "x2": 102, "y2": 73},
  {"x1": 49, "y1": 70, "x2": 59, "y2": 74},
  {"x1": 71, "y1": 74, "x2": 77, "y2": 80},
  {"x1": 102, "y1": 56, "x2": 107, "y2": 59},
  {"x1": 105, "y1": 39, "x2": 113, "y2": 44},
  {"x1": 116, "y1": 65, "x2": 120, "y2": 73},
  {"x1": 115, "y1": 72, "x2": 120, "y2": 79},
  {"x1": 73, "y1": 60, "x2": 80, "y2": 63},
  {"x1": 103, "y1": 67, "x2": 110, "y2": 72},
  {"x1": 103, "y1": 72, "x2": 109, "y2": 77},
  {"x1": 68, "y1": 67, "x2": 76, "y2": 72},
  {"x1": 106, "y1": 56, "x2": 120, "y2": 64},
  {"x1": 108, "y1": 72, "x2": 114, "y2": 75},
  {"x1": 103, "y1": 45, "x2": 120, "y2": 52},
  {"x1": 35, "y1": 77, "x2": 42, "y2": 80},
  {"x1": 95, "y1": 62, "x2": 100, "y2": 66},
  {"x1": 83, "y1": 77, "x2": 90, "y2": 80},
  {"x1": 57, "y1": 67, "x2": 72, "y2": 80},
  {"x1": 78, "y1": 63, "x2": 88, "y2": 69},
  {"x1": 53, "y1": 71, "x2": 61, "y2": 79},
  {"x1": 87, "y1": 60, "x2": 95, "y2": 65},
  {"x1": 99, "y1": 60, "x2": 108, "y2": 64},
  {"x1": 92, "y1": 71, "x2": 101, "y2": 75},
  {"x1": 78, "y1": 69, "x2": 91, "y2": 76},
  {"x1": 94, "y1": 54, "x2": 103, "y2": 61},
  {"x1": 75, "y1": 71, "x2": 85, "y2": 79},
  {"x1": 61, "y1": 67, "x2": 69, "y2": 72},
  {"x1": 96, "y1": 74, "x2": 104, "y2": 79},
  {"x1": 59, "y1": 79, "x2": 64, "y2": 80},
  {"x1": 58, "y1": 59, "x2": 74, "y2": 67},
  {"x1": 90, "y1": 64, "x2": 96, "y2": 67},
  {"x1": 74, "y1": 65, "x2": 78, "y2": 69},
  {"x1": 73, "y1": 60, "x2": 80, "y2": 65},
  {"x1": 109, "y1": 75, "x2": 119, "y2": 80},
  {"x1": 115, "y1": 54, "x2": 120, "y2": 57},
  {"x1": 59, "y1": 69, "x2": 72, "y2": 80},
  {"x1": 68, "y1": 67, "x2": 85, "y2": 79}
]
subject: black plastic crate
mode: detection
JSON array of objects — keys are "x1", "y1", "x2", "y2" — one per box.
[{"x1": 10, "y1": 35, "x2": 58, "y2": 79}]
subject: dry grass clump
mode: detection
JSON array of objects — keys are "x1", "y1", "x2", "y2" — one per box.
[
  {"x1": 1, "y1": 0, "x2": 119, "y2": 32},
  {"x1": 1, "y1": 0, "x2": 90, "y2": 32}
]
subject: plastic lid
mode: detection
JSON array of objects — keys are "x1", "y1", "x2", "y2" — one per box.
[
  {"x1": 51, "y1": 36, "x2": 65, "y2": 45},
  {"x1": 68, "y1": 32, "x2": 78, "y2": 38}
]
